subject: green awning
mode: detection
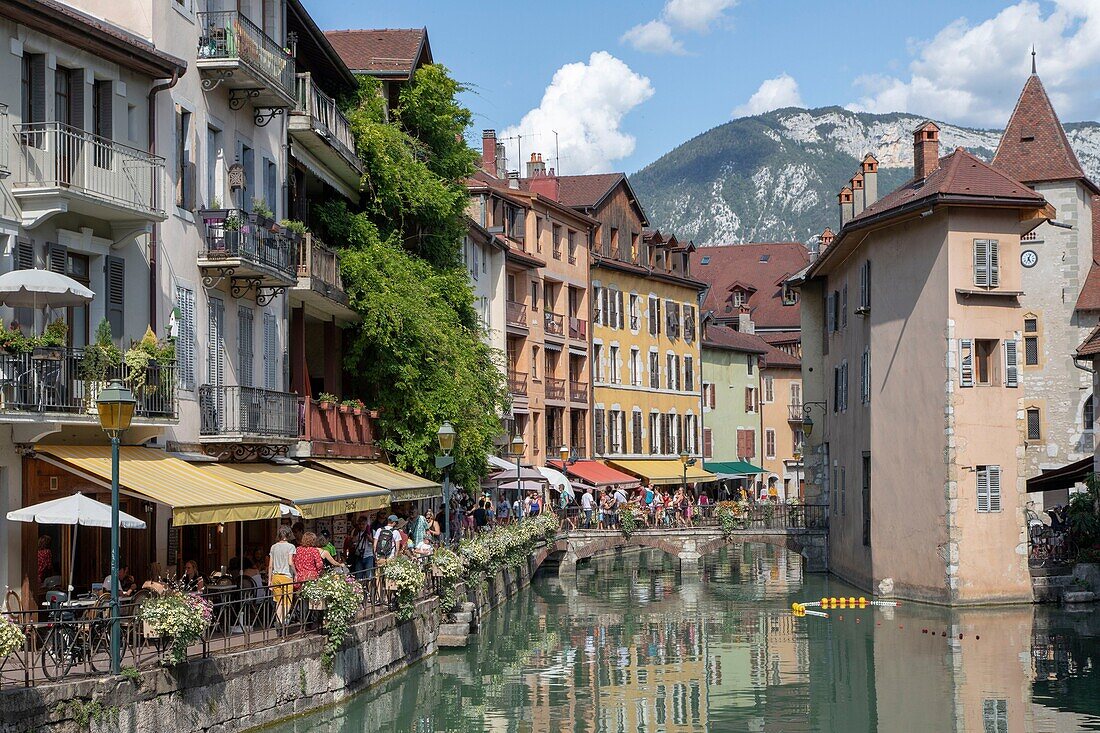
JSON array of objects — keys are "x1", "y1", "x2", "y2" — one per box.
[{"x1": 704, "y1": 461, "x2": 766, "y2": 476}]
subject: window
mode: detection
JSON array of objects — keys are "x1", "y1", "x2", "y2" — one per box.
[
  {"x1": 552, "y1": 223, "x2": 561, "y2": 260},
  {"x1": 593, "y1": 344, "x2": 603, "y2": 382},
  {"x1": 747, "y1": 355, "x2": 754, "y2": 376},
  {"x1": 763, "y1": 375, "x2": 774, "y2": 403},
  {"x1": 535, "y1": 216, "x2": 543, "y2": 253},
  {"x1": 975, "y1": 339, "x2": 998, "y2": 386},
  {"x1": 976, "y1": 465, "x2": 1002, "y2": 513},
  {"x1": 630, "y1": 348, "x2": 641, "y2": 386},
  {"x1": 782, "y1": 285, "x2": 797, "y2": 306},
  {"x1": 841, "y1": 284, "x2": 848, "y2": 329},
  {"x1": 609, "y1": 409, "x2": 622, "y2": 453},
  {"x1": 973, "y1": 239, "x2": 1000, "y2": 288},
  {"x1": 982, "y1": 699, "x2": 1008, "y2": 733},
  {"x1": 105, "y1": 255, "x2": 125, "y2": 339},
  {"x1": 793, "y1": 428, "x2": 804, "y2": 455},
  {"x1": 732, "y1": 289, "x2": 746, "y2": 308},
  {"x1": 207, "y1": 296, "x2": 225, "y2": 389},
  {"x1": 703, "y1": 427, "x2": 713, "y2": 459},
  {"x1": 765, "y1": 429, "x2": 776, "y2": 459},
  {"x1": 862, "y1": 453, "x2": 871, "y2": 546},
  {"x1": 594, "y1": 408, "x2": 606, "y2": 454},
  {"x1": 684, "y1": 356, "x2": 694, "y2": 392},
  {"x1": 834, "y1": 362, "x2": 849, "y2": 412},
  {"x1": 532, "y1": 345, "x2": 540, "y2": 379},
  {"x1": 609, "y1": 345, "x2": 620, "y2": 384},
  {"x1": 630, "y1": 232, "x2": 639, "y2": 262},
  {"x1": 858, "y1": 260, "x2": 871, "y2": 312},
  {"x1": 592, "y1": 286, "x2": 604, "y2": 324},
  {"x1": 649, "y1": 350, "x2": 660, "y2": 388},
  {"x1": 683, "y1": 306, "x2": 695, "y2": 342},
  {"x1": 861, "y1": 347, "x2": 871, "y2": 405},
  {"x1": 736, "y1": 428, "x2": 755, "y2": 459},
  {"x1": 665, "y1": 300, "x2": 681, "y2": 339},
  {"x1": 632, "y1": 410, "x2": 643, "y2": 453},
  {"x1": 628, "y1": 293, "x2": 639, "y2": 330},
  {"x1": 93, "y1": 80, "x2": 113, "y2": 166},
  {"x1": 1026, "y1": 407, "x2": 1041, "y2": 441},
  {"x1": 648, "y1": 296, "x2": 660, "y2": 337},
  {"x1": 263, "y1": 312, "x2": 278, "y2": 390},
  {"x1": 607, "y1": 289, "x2": 624, "y2": 329},
  {"x1": 649, "y1": 413, "x2": 660, "y2": 454},
  {"x1": 206, "y1": 126, "x2": 221, "y2": 207},
  {"x1": 670, "y1": 412, "x2": 681, "y2": 454},
  {"x1": 238, "y1": 142, "x2": 254, "y2": 209},
  {"x1": 568, "y1": 230, "x2": 577, "y2": 263},
  {"x1": 791, "y1": 382, "x2": 801, "y2": 407},
  {"x1": 1005, "y1": 339, "x2": 1019, "y2": 387},
  {"x1": 238, "y1": 306, "x2": 254, "y2": 387},
  {"x1": 1024, "y1": 317, "x2": 1039, "y2": 366},
  {"x1": 1085, "y1": 394, "x2": 1095, "y2": 432},
  {"x1": 610, "y1": 227, "x2": 619, "y2": 258},
  {"x1": 685, "y1": 415, "x2": 697, "y2": 454},
  {"x1": 176, "y1": 107, "x2": 194, "y2": 210},
  {"x1": 176, "y1": 286, "x2": 196, "y2": 390},
  {"x1": 531, "y1": 280, "x2": 540, "y2": 311},
  {"x1": 745, "y1": 387, "x2": 757, "y2": 413},
  {"x1": 21, "y1": 53, "x2": 45, "y2": 128}
]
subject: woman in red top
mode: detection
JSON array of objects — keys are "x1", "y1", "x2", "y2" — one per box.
[{"x1": 295, "y1": 532, "x2": 344, "y2": 588}]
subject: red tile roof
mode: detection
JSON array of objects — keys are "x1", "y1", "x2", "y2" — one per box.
[
  {"x1": 1078, "y1": 324, "x2": 1100, "y2": 357},
  {"x1": 323, "y1": 28, "x2": 430, "y2": 78},
  {"x1": 703, "y1": 324, "x2": 769, "y2": 354},
  {"x1": 992, "y1": 74, "x2": 1089, "y2": 185},
  {"x1": 553, "y1": 174, "x2": 626, "y2": 208},
  {"x1": 692, "y1": 243, "x2": 809, "y2": 330}
]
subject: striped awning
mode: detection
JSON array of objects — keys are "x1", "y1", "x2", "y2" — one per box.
[
  {"x1": 195, "y1": 462, "x2": 391, "y2": 519},
  {"x1": 310, "y1": 460, "x2": 442, "y2": 503},
  {"x1": 36, "y1": 446, "x2": 282, "y2": 526},
  {"x1": 605, "y1": 459, "x2": 717, "y2": 486}
]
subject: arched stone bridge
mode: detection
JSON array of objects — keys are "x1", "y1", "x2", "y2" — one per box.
[{"x1": 534, "y1": 524, "x2": 828, "y2": 575}]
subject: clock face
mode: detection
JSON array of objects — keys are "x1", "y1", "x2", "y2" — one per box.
[{"x1": 1021, "y1": 249, "x2": 1038, "y2": 268}]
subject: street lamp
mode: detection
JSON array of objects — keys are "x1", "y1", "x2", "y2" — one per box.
[
  {"x1": 435, "y1": 421, "x2": 456, "y2": 542},
  {"x1": 96, "y1": 378, "x2": 135, "y2": 676},
  {"x1": 801, "y1": 401, "x2": 828, "y2": 437},
  {"x1": 679, "y1": 450, "x2": 697, "y2": 495},
  {"x1": 510, "y1": 432, "x2": 526, "y2": 507}
]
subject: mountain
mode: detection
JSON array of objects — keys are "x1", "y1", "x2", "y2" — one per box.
[{"x1": 630, "y1": 106, "x2": 1100, "y2": 245}]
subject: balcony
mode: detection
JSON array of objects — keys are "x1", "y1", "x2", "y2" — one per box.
[
  {"x1": 545, "y1": 377, "x2": 566, "y2": 402},
  {"x1": 198, "y1": 209, "x2": 298, "y2": 298},
  {"x1": 568, "y1": 317, "x2": 587, "y2": 341},
  {"x1": 289, "y1": 73, "x2": 363, "y2": 192},
  {"x1": 506, "y1": 301, "x2": 528, "y2": 330},
  {"x1": 544, "y1": 311, "x2": 565, "y2": 338},
  {"x1": 0, "y1": 348, "x2": 176, "y2": 422},
  {"x1": 199, "y1": 385, "x2": 298, "y2": 443},
  {"x1": 788, "y1": 404, "x2": 805, "y2": 422},
  {"x1": 12, "y1": 122, "x2": 165, "y2": 229},
  {"x1": 508, "y1": 370, "x2": 528, "y2": 397},
  {"x1": 196, "y1": 11, "x2": 296, "y2": 108},
  {"x1": 569, "y1": 380, "x2": 588, "y2": 404},
  {"x1": 298, "y1": 398, "x2": 380, "y2": 459},
  {"x1": 291, "y1": 233, "x2": 356, "y2": 322}
]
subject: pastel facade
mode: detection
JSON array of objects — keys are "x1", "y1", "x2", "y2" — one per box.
[{"x1": 700, "y1": 323, "x2": 764, "y2": 470}]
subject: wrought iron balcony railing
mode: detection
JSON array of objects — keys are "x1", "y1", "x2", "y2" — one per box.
[{"x1": 199, "y1": 384, "x2": 298, "y2": 440}]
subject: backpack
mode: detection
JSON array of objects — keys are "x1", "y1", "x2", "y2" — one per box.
[{"x1": 376, "y1": 528, "x2": 396, "y2": 558}]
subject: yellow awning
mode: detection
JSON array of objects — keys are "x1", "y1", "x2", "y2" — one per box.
[
  {"x1": 605, "y1": 459, "x2": 717, "y2": 486},
  {"x1": 37, "y1": 446, "x2": 283, "y2": 526},
  {"x1": 196, "y1": 463, "x2": 390, "y2": 519},
  {"x1": 310, "y1": 460, "x2": 442, "y2": 503}
]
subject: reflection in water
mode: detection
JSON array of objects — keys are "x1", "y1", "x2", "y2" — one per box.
[{"x1": 259, "y1": 546, "x2": 1100, "y2": 732}]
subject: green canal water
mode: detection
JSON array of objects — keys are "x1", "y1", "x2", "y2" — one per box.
[{"x1": 261, "y1": 546, "x2": 1100, "y2": 732}]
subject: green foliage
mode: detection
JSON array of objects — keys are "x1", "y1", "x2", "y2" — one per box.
[
  {"x1": 57, "y1": 699, "x2": 118, "y2": 729},
  {"x1": 280, "y1": 218, "x2": 308, "y2": 235},
  {"x1": 317, "y1": 392, "x2": 338, "y2": 404},
  {"x1": 1068, "y1": 474, "x2": 1100, "y2": 552},
  {"x1": 252, "y1": 198, "x2": 274, "y2": 219},
  {"x1": 120, "y1": 665, "x2": 141, "y2": 684},
  {"x1": 41, "y1": 320, "x2": 68, "y2": 347},
  {"x1": 80, "y1": 319, "x2": 123, "y2": 392}
]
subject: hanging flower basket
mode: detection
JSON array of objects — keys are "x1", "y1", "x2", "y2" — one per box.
[
  {"x1": 142, "y1": 621, "x2": 166, "y2": 639},
  {"x1": 308, "y1": 597, "x2": 327, "y2": 611}
]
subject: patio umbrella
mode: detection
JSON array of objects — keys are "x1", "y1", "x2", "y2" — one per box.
[
  {"x1": 496, "y1": 480, "x2": 547, "y2": 492},
  {"x1": 538, "y1": 465, "x2": 574, "y2": 501},
  {"x1": 7, "y1": 492, "x2": 147, "y2": 592},
  {"x1": 0, "y1": 268, "x2": 94, "y2": 310},
  {"x1": 489, "y1": 467, "x2": 546, "y2": 482}
]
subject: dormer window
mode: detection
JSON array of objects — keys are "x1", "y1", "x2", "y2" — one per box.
[
  {"x1": 782, "y1": 285, "x2": 797, "y2": 306},
  {"x1": 732, "y1": 289, "x2": 747, "y2": 307}
]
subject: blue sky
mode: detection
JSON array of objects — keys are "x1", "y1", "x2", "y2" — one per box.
[{"x1": 307, "y1": 0, "x2": 1100, "y2": 175}]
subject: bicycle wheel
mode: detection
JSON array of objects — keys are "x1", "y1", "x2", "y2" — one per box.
[{"x1": 40, "y1": 627, "x2": 76, "y2": 680}]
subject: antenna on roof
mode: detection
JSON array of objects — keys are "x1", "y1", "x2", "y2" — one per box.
[
  {"x1": 1031, "y1": 45, "x2": 1037, "y2": 75},
  {"x1": 553, "y1": 130, "x2": 560, "y2": 177}
]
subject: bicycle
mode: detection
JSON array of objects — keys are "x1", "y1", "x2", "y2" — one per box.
[{"x1": 39, "y1": 592, "x2": 118, "y2": 679}]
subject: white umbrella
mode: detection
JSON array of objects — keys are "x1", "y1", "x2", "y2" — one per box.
[
  {"x1": 0, "y1": 268, "x2": 94, "y2": 309},
  {"x1": 538, "y1": 465, "x2": 574, "y2": 500},
  {"x1": 497, "y1": 480, "x2": 546, "y2": 492},
  {"x1": 8, "y1": 492, "x2": 146, "y2": 592},
  {"x1": 487, "y1": 454, "x2": 514, "y2": 472},
  {"x1": 490, "y1": 467, "x2": 546, "y2": 482}
]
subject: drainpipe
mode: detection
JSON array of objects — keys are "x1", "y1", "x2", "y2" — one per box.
[
  {"x1": 1073, "y1": 355, "x2": 1095, "y2": 374},
  {"x1": 147, "y1": 71, "x2": 180, "y2": 331}
]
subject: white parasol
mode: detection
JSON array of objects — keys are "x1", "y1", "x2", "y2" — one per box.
[
  {"x1": 537, "y1": 465, "x2": 574, "y2": 500},
  {"x1": 0, "y1": 268, "x2": 95, "y2": 309}
]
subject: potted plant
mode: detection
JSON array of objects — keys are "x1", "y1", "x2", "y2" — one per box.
[
  {"x1": 32, "y1": 320, "x2": 68, "y2": 361},
  {"x1": 317, "y1": 392, "x2": 337, "y2": 410},
  {"x1": 123, "y1": 326, "x2": 175, "y2": 403},
  {"x1": 251, "y1": 198, "x2": 275, "y2": 229},
  {"x1": 339, "y1": 399, "x2": 359, "y2": 414},
  {"x1": 279, "y1": 218, "x2": 307, "y2": 245},
  {"x1": 138, "y1": 591, "x2": 212, "y2": 666},
  {"x1": 222, "y1": 211, "x2": 243, "y2": 254},
  {"x1": 0, "y1": 323, "x2": 32, "y2": 355},
  {"x1": 80, "y1": 320, "x2": 122, "y2": 410}
]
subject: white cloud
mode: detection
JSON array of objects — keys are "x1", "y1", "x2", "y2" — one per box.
[
  {"x1": 621, "y1": 20, "x2": 686, "y2": 55},
  {"x1": 733, "y1": 74, "x2": 804, "y2": 117},
  {"x1": 664, "y1": 0, "x2": 738, "y2": 33},
  {"x1": 848, "y1": 0, "x2": 1100, "y2": 126},
  {"x1": 501, "y1": 52, "x2": 654, "y2": 175}
]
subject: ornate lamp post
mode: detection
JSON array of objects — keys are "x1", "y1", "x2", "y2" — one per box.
[
  {"x1": 510, "y1": 432, "x2": 526, "y2": 510},
  {"x1": 96, "y1": 379, "x2": 135, "y2": 675},
  {"x1": 679, "y1": 451, "x2": 696, "y2": 495},
  {"x1": 435, "y1": 421, "x2": 456, "y2": 543}
]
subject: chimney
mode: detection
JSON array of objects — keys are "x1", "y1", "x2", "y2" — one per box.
[
  {"x1": 861, "y1": 154, "x2": 879, "y2": 206},
  {"x1": 838, "y1": 186, "x2": 854, "y2": 227},
  {"x1": 526, "y1": 152, "x2": 547, "y2": 178},
  {"x1": 528, "y1": 167, "x2": 560, "y2": 201},
  {"x1": 820, "y1": 227, "x2": 834, "y2": 252},
  {"x1": 495, "y1": 142, "x2": 506, "y2": 177},
  {"x1": 913, "y1": 121, "x2": 940, "y2": 180},
  {"x1": 851, "y1": 173, "x2": 865, "y2": 216},
  {"x1": 507, "y1": 170, "x2": 520, "y2": 189},
  {"x1": 737, "y1": 308, "x2": 755, "y2": 334},
  {"x1": 482, "y1": 129, "x2": 497, "y2": 175}
]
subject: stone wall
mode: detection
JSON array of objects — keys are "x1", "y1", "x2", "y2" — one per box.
[{"x1": 0, "y1": 559, "x2": 542, "y2": 733}]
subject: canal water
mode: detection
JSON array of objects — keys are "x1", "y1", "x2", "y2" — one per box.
[{"x1": 260, "y1": 545, "x2": 1100, "y2": 732}]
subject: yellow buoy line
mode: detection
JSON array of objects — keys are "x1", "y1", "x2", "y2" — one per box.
[{"x1": 791, "y1": 596, "x2": 900, "y2": 618}]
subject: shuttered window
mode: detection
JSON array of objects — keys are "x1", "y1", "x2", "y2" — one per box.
[
  {"x1": 176, "y1": 286, "x2": 196, "y2": 391},
  {"x1": 1004, "y1": 339, "x2": 1019, "y2": 388},
  {"x1": 976, "y1": 465, "x2": 1002, "y2": 513},
  {"x1": 649, "y1": 350, "x2": 660, "y2": 388},
  {"x1": 263, "y1": 312, "x2": 278, "y2": 390},
  {"x1": 660, "y1": 413, "x2": 670, "y2": 454},
  {"x1": 745, "y1": 387, "x2": 756, "y2": 413},
  {"x1": 765, "y1": 429, "x2": 776, "y2": 459},
  {"x1": 238, "y1": 307, "x2": 254, "y2": 388},
  {"x1": 207, "y1": 296, "x2": 225, "y2": 390},
  {"x1": 841, "y1": 284, "x2": 848, "y2": 329},
  {"x1": 592, "y1": 287, "x2": 604, "y2": 325},
  {"x1": 14, "y1": 238, "x2": 35, "y2": 270},
  {"x1": 1026, "y1": 407, "x2": 1041, "y2": 441},
  {"x1": 684, "y1": 355, "x2": 694, "y2": 392},
  {"x1": 763, "y1": 375, "x2": 774, "y2": 403},
  {"x1": 1024, "y1": 317, "x2": 1039, "y2": 366},
  {"x1": 632, "y1": 410, "x2": 643, "y2": 454},
  {"x1": 648, "y1": 296, "x2": 659, "y2": 336},
  {"x1": 959, "y1": 339, "x2": 974, "y2": 387},
  {"x1": 649, "y1": 413, "x2": 659, "y2": 454},
  {"x1": 93, "y1": 80, "x2": 113, "y2": 167},
  {"x1": 703, "y1": 427, "x2": 713, "y2": 459},
  {"x1": 861, "y1": 347, "x2": 871, "y2": 405},
  {"x1": 973, "y1": 239, "x2": 1000, "y2": 287},
  {"x1": 105, "y1": 255, "x2": 125, "y2": 339},
  {"x1": 594, "y1": 408, "x2": 606, "y2": 455},
  {"x1": 826, "y1": 292, "x2": 835, "y2": 334},
  {"x1": 858, "y1": 260, "x2": 871, "y2": 311},
  {"x1": 736, "y1": 428, "x2": 755, "y2": 459},
  {"x1": 46, "y1": 242, "x2": 67, "y2": 274}
]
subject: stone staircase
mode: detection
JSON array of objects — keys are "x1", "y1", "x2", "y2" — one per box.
[
  {"x1": 437, "y1": 602, "x2": 476, "y2": 647},
  {"x1": 1031, "y1": 570, "x2": 1075, "y2": 603}
]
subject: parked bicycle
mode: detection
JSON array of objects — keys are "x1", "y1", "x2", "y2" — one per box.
[{"x1": 38, "y1": 591, "x2": 116, "y2": 680}]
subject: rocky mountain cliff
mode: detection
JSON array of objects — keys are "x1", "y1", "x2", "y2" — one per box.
[{"x1": 630, "y1": 106, "x2": 1100, "y2": 245}]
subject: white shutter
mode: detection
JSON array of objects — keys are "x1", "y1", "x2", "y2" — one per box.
[
  {"x1": 976, "y1": 467, "x2": 990, "y2": 513},
  {"x1": 989, "y1": 240, "x2": 1000, "y2": 287},
  {"x1": 263, "y1": 312, "x2": 277, "y2": 390},
  {"x1": 988, "y1": 465, "x2": 1002, "y2": 512},
  {"x1": 974, "y1": 240, "x2": 989, "y2": 287},
  {"x1": 1004, "y1": 339, "x2": 1018, "y2": 388},
  {"x1": 176, "y1": 286, "x2": 196, "y2": 391},
  {"x1": 207, "y1": 297, "x2": 224, "y2": 388},
  {"x1": 959, "y1": 339, "x2": 974, "y2": 387},
  {"x1": 238, "y1": 306, "x2": 254, "y2": 388}
]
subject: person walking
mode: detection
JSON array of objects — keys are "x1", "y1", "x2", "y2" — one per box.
[
  {"x1": 268, "y1": 526, "x2": 296, "y2": 625},
  {"x1": 581, "y1": 487, "x2": 595, "y2": 529},
  {"x1": 351, "y1": 515, "x2": 375, "y2": 580},
  {"x1": 373, "y1": 515, "x2": 400, "y2": 599}
]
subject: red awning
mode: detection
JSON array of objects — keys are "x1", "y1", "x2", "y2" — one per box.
[{"x1": 548, "y1": 460, "x2": 640, "y2": 488}]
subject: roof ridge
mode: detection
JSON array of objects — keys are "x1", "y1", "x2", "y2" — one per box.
[{"x1": 992, "y1": 73, "x2": 1087, "y2": 184}]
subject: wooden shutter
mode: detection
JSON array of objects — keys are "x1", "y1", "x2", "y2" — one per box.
[
  {"x1": 989, "y1": 240, "x2": 1000, "y2": 287},
  {"x1": 660, "y1": 413, "x2": 669, "y2": 453},
  {"x1": 841, "y1": 285, "x2": 848, "y2": 328},
  {"x1": 46, "y1": 242, "x2": 67, "y2": 274},
  {"x1": 1004, "y1": 338, "x2": 1018, "y2": 388},
  {"x1": 833, "y1": 366, "x2": 840, "y2": 411},
  {"x1": 94, "y1": 80, "x2": 112, "y2": 140},
  {"x1": 632, "y1": 411, "x2": 642, "y2": 453},
  {"x1": 105, "y1": 254, "x2": 125, "y2": 339},
  {"x1": 703, "y1": 428, "x2": 713, "y2": 459},
  {"x1": 826, "y1": 292, "x2": 835, "y2": 333},
  {"x1": 745, "y1": 387, "x2": 753, "y2": 412},
  {"x1": 859, "y1": 260, "x2": 869, "y2": 309},
  {"x1": 14, "y1": 238, "x2": 35, "y2": 270},
  {"x1": 841, "y1": 362, "x2": 849, "y2": 411},
  {"x1": 616, "y1": 290, "x2": 624, "y2": 329},
  {"x1": 649, "y1": 414, "x2": 658, "y2": 453},
  {"x1": 959, "y1": 339, "x2": 974, "y2": 387},
  {"x1": 988, "y1": 465, "x2": 1001, "y2": 512},
  {"x1": 621, "y1": 412, "x2": 629, "y2": 453},
  {"x1": 974, "y1": 240, "x2": 989, "y2": 287},
  {"x1": 745, "y1": 429, "x2": 755, "y2": 458},
  {"x1": 594, "y1": 408, "x2": 605, "y2": 455},
  {"x1": 709, "y1": 383, "x2": 716, "y2": 409},
  {"x1": 655, "y1": 298, "x2": 661, "y2": 336},
  {"x1": 976, "y1": 467, "x2": 990, "y2": 513},
  {"x1": 29, "y1": 54, "x2": 46, "y2": 125}
]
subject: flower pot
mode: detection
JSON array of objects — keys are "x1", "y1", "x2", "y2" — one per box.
[
  {"x1": 143, "y1": 622, "x2": 165, "y2": 639},
  {"x1": 319, "y1": 401, "x2": 333, "y2": 410},
  {"x1": 339, "y1": 405, "x2": 351, "y2": 414}
]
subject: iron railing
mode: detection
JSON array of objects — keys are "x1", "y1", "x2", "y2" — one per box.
[
  {"x1": 293, "y1": 73, "x2": 360, "y2": 169},
  {"x1": 506, "y1": 301, "x2": 527, "y2": 328},
  {"x1": 544, "y1": 311, "x2": 564, "y2": 336},
  {"x1": 198, "y1": 209, "x2": 297, "y2": 280},
  {"x1": 0, "y1": 348, "x2": 176, "y2": 419},
  {"x1": 545, "y1": 377, "x2": 566, "y2": 401},
  {"x1": 508, "y1": 371, "x2": 528, "y2": 397},
  {"x1": 296, "y1": 233, "x2": 347, "y2": 305},
  {"x1": 199, "y1": 384, "x2": 298, "y2": 438},
  {"x1": 557, "y1": 503, "x2": 828, "y2": 531},
  {"x1": 569, "y1": 380, "x2": 587, "y2": 403},
  {"x1": 13, "y1": 122, "x2": 164, "y2": 217},
  {"x1": 197, "y1": 10, "x2": 295, "y2": 99},
  {"x1": 568, "y1": 317, "x2": 587, "y2": 340},
  {"x1": 788, "y1": 404, "x2": 804, "y2": 421}
]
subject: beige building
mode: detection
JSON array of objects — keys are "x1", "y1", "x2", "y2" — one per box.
[{"x1": 799, "y1": 122, "x2": 1053, "y2": 604}]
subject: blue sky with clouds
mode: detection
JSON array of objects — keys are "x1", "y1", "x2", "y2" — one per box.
[{"x1": 307, "y1": 0, "x2": 1100, "y2": 175}]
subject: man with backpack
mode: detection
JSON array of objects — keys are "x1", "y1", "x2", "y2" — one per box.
[{"x1": 373, "y1": 515, "x2": 399, "y2": 598}]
